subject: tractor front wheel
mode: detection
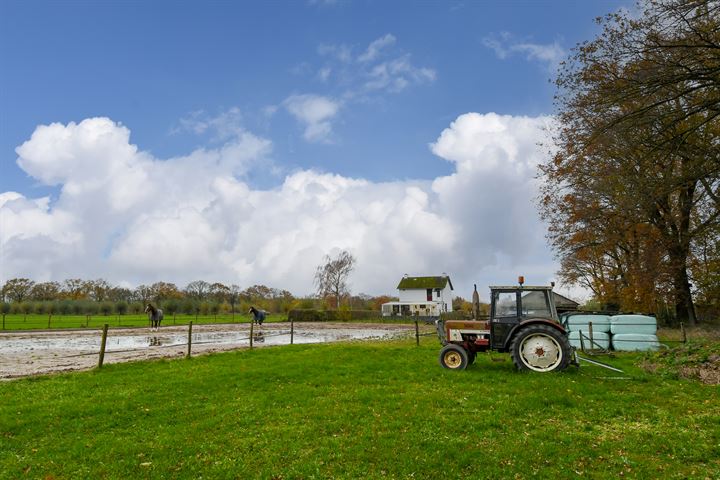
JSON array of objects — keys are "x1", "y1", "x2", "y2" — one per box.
[
  {"x1": 439, "y1": 344, "x2": 469, "y2": 370},
  {"x1": 510, "y1": 325, "x2": 571, "y2": 372}
]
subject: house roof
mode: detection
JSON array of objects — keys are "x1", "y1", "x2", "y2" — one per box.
[{"x1": 397, "y1": 276, "x2": 453, "y2": 290}]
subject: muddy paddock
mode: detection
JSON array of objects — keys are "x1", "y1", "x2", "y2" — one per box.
[{"x1": 0, "y1": 322, "x2": 414, "y2": 379}]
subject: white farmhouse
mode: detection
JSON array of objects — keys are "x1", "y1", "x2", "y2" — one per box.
[{"x1": 381, "y1": 274, "x2": 454, "y2": 317}]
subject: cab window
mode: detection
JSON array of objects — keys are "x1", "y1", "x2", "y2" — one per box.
[{"x1": 494, "y1": 292, "x2": 517, "y2": 317}]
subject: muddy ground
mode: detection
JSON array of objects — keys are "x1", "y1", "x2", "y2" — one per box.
[{"x1": 0, "y1": 322, "x2": 415, "y2": 380}]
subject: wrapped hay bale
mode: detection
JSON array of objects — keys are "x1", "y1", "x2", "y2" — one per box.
[
  {"x1": 611, "y1": 333, "x2": 661, "y2": 351},
  {"x1": 609, "y1": 314, "x2": 657, "y2": 335},
  {"x1": 568, "y1": 330, "x2": 610, "y2": 349},
  {"x1": 564, "y1": 314, "x2": 611, "y2": 333}
]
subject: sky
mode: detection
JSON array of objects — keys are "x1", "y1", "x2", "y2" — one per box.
[{"x1": 0, "y1": 0, "x2": 629, "y2": 302}]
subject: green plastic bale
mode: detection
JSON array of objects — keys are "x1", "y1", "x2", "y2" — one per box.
[
  {"x1": 611, "y1": 333, "x2": 660, "y2": 351},
  {"x1": 568, "y1": 330, "x2": 610, "y2": 349},
  {"x1": 609, "y1": 314, "x2": 657, "y2": 335},
  {"x1": 564, "y1": 314, "x2": 611, "y2": 333}
]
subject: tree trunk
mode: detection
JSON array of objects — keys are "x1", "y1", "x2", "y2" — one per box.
[{"x1": 671, "y1": 250, "x2": 697, "y2": 326}]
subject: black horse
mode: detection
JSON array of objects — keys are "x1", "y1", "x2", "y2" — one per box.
[
  {"x1": 145, "y1": 304, "x2": 164, "y2": 331},
  {"x1": 249, "y1": 306, "x2": 265, "y2": 325}
]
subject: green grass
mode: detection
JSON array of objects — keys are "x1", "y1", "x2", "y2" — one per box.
[
  {"x1": 0, "y1": 313, "x2": 414, "y2": 331},
  {"x1": 0, "y1": 313, "x2": 287, "y2": 330},
  {"x1": 0, "y1": 338, "x2": 718, "y2": 479}
]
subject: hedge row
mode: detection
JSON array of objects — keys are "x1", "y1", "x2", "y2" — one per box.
[{"x1": 288, "y1": 309, "x2": 382, "y2": 322}]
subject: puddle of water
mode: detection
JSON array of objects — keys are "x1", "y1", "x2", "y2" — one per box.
[{"x1": 0, "y1": 327, "x2": 402, "y2": 354}]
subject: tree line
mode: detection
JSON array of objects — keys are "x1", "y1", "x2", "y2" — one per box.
[
  {"x1": 0, "y1": 277, "x2": 397, "y2": 316},
  {"x1": 541, "y1": 0, "x2": 719, "y2": 324}
]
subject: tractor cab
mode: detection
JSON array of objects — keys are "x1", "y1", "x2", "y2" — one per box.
[{"x1": 489, "y1": 284, "x2": 559, "y2": 350}]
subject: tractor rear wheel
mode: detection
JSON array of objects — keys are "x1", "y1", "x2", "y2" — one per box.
[
  {"x1": 439, "y1": 344, "x2": 469, "y2": 370},
  {"x1": 510, "y1": 325, "x2": 571, "y2": 372}
]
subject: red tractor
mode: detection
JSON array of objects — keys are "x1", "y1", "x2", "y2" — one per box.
[{"x1": 437, "y1": 279, "x2": 574, "y2": 372}]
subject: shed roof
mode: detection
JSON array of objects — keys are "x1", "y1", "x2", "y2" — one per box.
[
  {"x1": 397, "y1": 276, "x2": 453, "y2": 290},
  {"x1": 520, "y1": 290, "x2": 580, "y2": 308}
]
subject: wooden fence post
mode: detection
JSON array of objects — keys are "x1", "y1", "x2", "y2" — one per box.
[
  {"x1": 290, "y1": 318, "x2": 294, "y2": 345},
  {"x1": 2, "y1": 314, "x2": 4, "y2": 330},
  {"x1": 250, "y1": 320, "x2": 254, "y2": 349},
  {"x1": 186, "y1": 321, "x2": 193, "y2": 358},
  {"x1": 98, "y1": 324, "x2": 109, "y2": 369},
  {"x1": 415, "y1": 321, "x2": 420, "y2": 346},
  {"x1": 680, "y1": 322, "x2": 686, "y2": 344},
  {"x1": 588, "y1": 321, "x2": 594, "y2": 351},
  {"x1": 47, "y1": 314, "x2": 52, "y2": 329}
]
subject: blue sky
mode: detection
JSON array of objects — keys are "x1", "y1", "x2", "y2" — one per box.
[{"x1": 0, "y1": 0, "x2": 628, "y2": 299}]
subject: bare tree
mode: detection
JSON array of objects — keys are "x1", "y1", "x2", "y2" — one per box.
[
  {"x1": 184, "y1": 280, "x2": 211, "y2": 301},
  {"x1": 314, "y1": 250, "x2": 356, "y2": 309}
]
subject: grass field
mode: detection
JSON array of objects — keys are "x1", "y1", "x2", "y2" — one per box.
[
  {"x1": 0, "y1": 313, "x2": 415, "y2": 331},
  {"x1": 1, "y1": 337, "x2": 718, "y2": 479},
  {"x1": 0, "y1": 313, "x2": 287, "y2": 330}
]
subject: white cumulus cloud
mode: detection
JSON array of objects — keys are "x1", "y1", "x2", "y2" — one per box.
[
  {"x1": 283, "y1": 94, "x2": 342, "y2": 143},
  {"x1": 1, "y1": 113, "x2": 570, "y2": 300}
]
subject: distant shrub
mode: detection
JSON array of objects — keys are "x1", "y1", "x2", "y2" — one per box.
[
  {"x1": 100, "y1": 302, "x2": 113, "y2": 316},
  {"x1": 34, "y1": 302, "x2": 47, "y2": 315},
  {"x1": 58, "y1": 301, "x2": 72, "y2": 315},
  {"x1": 164, "y1": 300, "x2": 179, "y2": 315},
  {"x1": 83, "y1": 302, "x2": 99, "y2": 315},
  {"x1": 115, "y1": 302, "x2": 128, "y2": 315},
  {"x1": 288, "y1": 309, "x2": 380, "y2": 322}
]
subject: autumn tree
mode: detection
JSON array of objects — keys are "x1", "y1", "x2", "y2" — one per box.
[
  {"x1": 314, "y1": 250, "x2": 356, "y2": 309},
  {"x1": 209, "y1": 282, "x2": 231, "y2": 303},
  {"x1": 30, "y1": 281, "x2": 61, "y2": 301},
  {"x1": 1, "y1": 278, "x2": 35, "y2": 302},
  {"x1": 541, "y1": 0, "x2": 720, "y2": 324},
  {"x1": 62, "y1": 278, "x2": 88, "y2": 300},
  {"x1": 86, "y1": 279, "x2": 112, "y2": 301},
  {"x1": 107, "y1": 287, "x2": 133, "y2": 303},
  {"x1": 150, "y1": 282, "x2": 182, "y2": 302},
  {"x1": 134, "y1": 284, "x2": 153, "y2": 304}
]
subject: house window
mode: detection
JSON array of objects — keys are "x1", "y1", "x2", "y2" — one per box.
[
  {"x1": 435, "y1": 288, "x2": 441, "y2": 299},
  {"x1": 426, "y1": 289, "x2": 432, "y2": 301}
]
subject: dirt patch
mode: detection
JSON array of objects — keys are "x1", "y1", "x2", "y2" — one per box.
[
  {"x1": 0, "y1": 322, "x2": 413, "y2": 380},
  {"x1": 640, "y1": 342, "x2": 720, "y2": 385}
]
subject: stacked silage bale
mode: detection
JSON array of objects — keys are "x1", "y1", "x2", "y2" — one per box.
[
  {"x1": 563, "y1": 314, "x2": 611, "y2": 350},
  {"x1": 610, "y1": 314, "x2": 660, "y2": 351}
]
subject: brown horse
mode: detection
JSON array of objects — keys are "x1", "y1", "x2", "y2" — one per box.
[{"x1": 145, "y1": 303, "x2": 164, "y2": 331}]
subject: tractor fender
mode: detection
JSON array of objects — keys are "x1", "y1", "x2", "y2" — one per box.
[{"x1": 502, "y1": 319, "x2": 567, "y2": 350}]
